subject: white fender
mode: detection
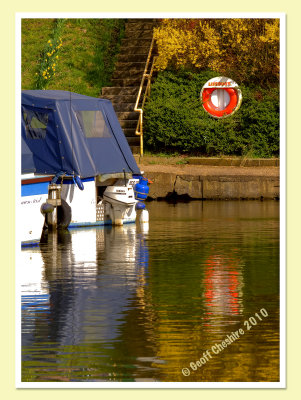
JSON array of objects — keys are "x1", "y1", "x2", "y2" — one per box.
[{"x1": 140, "y1": 209, "x2": 149, "y2": 223}]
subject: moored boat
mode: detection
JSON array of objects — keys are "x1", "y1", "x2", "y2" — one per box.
[{"x1": 21, "y1": 90, "x2": 150, "y2": 246}]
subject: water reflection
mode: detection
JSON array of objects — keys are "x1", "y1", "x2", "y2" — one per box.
[
  {"x1": 24, "y1": 225, "x2": 149, "y2": 345},
  {"x1": 203, "y1": 253, "x2": 244, "y2": 321},
  {"x1": 21, "y1": 201, "x2": 280, "y2": 383}
]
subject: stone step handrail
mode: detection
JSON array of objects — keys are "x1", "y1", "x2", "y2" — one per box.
[{"x1": 134, "y1": 36, "x2": 157, "y2": 156}]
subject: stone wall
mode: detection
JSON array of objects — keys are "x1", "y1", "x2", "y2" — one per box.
[{"x1": 145, "y1": 172, "x2": 279, "y2": 200}]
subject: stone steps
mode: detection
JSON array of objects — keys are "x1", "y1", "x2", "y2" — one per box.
[
  {"x1": 119, "y1": 119, "x2": 138, "y2": 129},
  {"x1": 113, "y1": 103, "x2": 136, "y2": 112},
  {"x1": 114, "y1": 61, "x2": 145, "y2": 71},
  {"x1": 123, "y1": 130, "x2": 138, "y2": 139},
  {"x1": 116, "y1": 111, "x2": 139, "y2": 120},
  {"x1": 117, "y1": 54, "x2": 151, "y2": 63},
  {"x1": 125, "y1": 21, "x2": 156, "y2": 30},
  {"x1": 124, "y1": 30, "x2": 154, "y2": 39},
  {"x1": 101, "y1": 18, "x2": 157, "y2": 151},
  {"x1": 121, "y1": 38, "x2": 154, "y2": 47},
  {"x1": 110, "y1": 78, "x2": 144, "y2": 87},
  {"x1": 102, "y1": 86, "x2": 139, "y2": 96},
  {"x1": 102, "y1": 94, "x2": 138, "y2": 103},
  {"x1": 119, "y1": 46, "x2": 150, "y2": 55},
  {"x1": 112, "y1": 68, "x2": 145, "y2": 80}
]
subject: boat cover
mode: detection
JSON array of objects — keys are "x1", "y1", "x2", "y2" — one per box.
[{"x1": 21, "y1": 90, "x2": 140, "y2": 177}]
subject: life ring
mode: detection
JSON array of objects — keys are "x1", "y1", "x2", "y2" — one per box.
[{"x1": 202, "y1": 87, "x2": 239, "y2": 118}]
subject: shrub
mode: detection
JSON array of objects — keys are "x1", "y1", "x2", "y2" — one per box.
[
  {"x1": 154, "y1": 19, "x2": 280, "y2": 86},
  {"x1": 144, "y1": 70, "x2": 279, "y2": 157}
]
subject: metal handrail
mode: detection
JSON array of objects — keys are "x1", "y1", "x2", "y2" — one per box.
[{"x1": 134, "y1": 36, "x2": 156, "y2": 157}]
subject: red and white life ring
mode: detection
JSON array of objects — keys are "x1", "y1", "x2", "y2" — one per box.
[{"x1": 201, "y1": 77, "x2": 242, "y2": 119}]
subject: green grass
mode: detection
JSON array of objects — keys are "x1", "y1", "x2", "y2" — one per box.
[
  {"x1": 21, "y1": 18, "x2": 125, "y2": 97},
  {"x1": 22, "y1": 19, "x2": 55, "y2": 89}
]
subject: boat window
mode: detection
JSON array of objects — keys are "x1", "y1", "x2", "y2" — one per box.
[
  {"x1": 22, "y1": 109, "x2": 48, "y2": 140},
  {"x1": 76, "y1": 110, "x2": 111, "y2": 138}
]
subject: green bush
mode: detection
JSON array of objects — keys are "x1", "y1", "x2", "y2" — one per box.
[{"x1": 144, "y1": 70, "x2": 279, "y2": 157}]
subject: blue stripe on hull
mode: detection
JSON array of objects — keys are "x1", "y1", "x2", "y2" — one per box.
[
  {"x1": 21, "y1": 181, "x2": 49, "y2": 197},
  {"x1": 21, "y1": 176, "x2": 95, "y2": 197}
]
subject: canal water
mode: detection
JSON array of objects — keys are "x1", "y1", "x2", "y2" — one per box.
[{"x1": 20, "y1": 200, "x2": 280, "y2": 383}]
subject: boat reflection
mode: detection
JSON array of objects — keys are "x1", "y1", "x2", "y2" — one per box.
[{"x1": 21, "y1": 223, "x2": 149, "y2": 349}]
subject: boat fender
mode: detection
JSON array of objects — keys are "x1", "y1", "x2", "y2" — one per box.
[
  {"x1": 40, "y1": 202, "x2": 54, "y2": 214},
  {"x1": 140, "y1": 209, "x2": 149, "y2": 224},
  {"x1": 57, "y1": 199, "x2": 72, "y2": 229},
  {"x1": 74, "y1": 176, "x2": 84, "y2": 191},
  {"x1": 134, "y1": 176, "x2": 151, "y2": 201},
  {"x1": 136, "y1": 201, "x2": 146, "y2": 210},
  {"x1": 140, "y1": 221, "x2": 149, "y2": 233}
]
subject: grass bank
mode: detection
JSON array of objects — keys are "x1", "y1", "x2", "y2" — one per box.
[{"x1": 21, "y1": 18, "x2": 125, "y2": 97}]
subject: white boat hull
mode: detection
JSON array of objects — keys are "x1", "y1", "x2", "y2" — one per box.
[
  {"x1": 21, "y1": 174, "x2": 50, "y2": 246},
  {"x1": 21, "y1": 176, "x2": 141, "y2": 245}
]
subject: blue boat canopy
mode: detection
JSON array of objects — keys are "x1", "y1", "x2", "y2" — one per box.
[{"x1": 21, "y1": 90, "x2": 140, "y2": 177}]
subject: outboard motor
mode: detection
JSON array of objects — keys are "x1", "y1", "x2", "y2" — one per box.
[{"x1": 103, "y1": 182, "x2": 136, "y2": 226}]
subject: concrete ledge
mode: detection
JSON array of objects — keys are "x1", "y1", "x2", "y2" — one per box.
[
  {"x1": 145, "y1": 172, "x2": 176, "y2": 199},
  {"x1": 145, "y1": 171, "x2": 279, "y2": 200},
  {"x1": 202, "y1": 176, "x2": 279, "y2": 200},
  {"x1": 175, "y1": 174, "x2": 203, "y2": 199}
]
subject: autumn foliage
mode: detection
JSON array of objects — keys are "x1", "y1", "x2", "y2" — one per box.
[{"x1": 154, "y1": 19, "x2": 280, "y2": 85}]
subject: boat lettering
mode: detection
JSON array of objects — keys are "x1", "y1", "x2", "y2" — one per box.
[{"x1": 21, "y1": 196, "x2": 42, "y2": 205}]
